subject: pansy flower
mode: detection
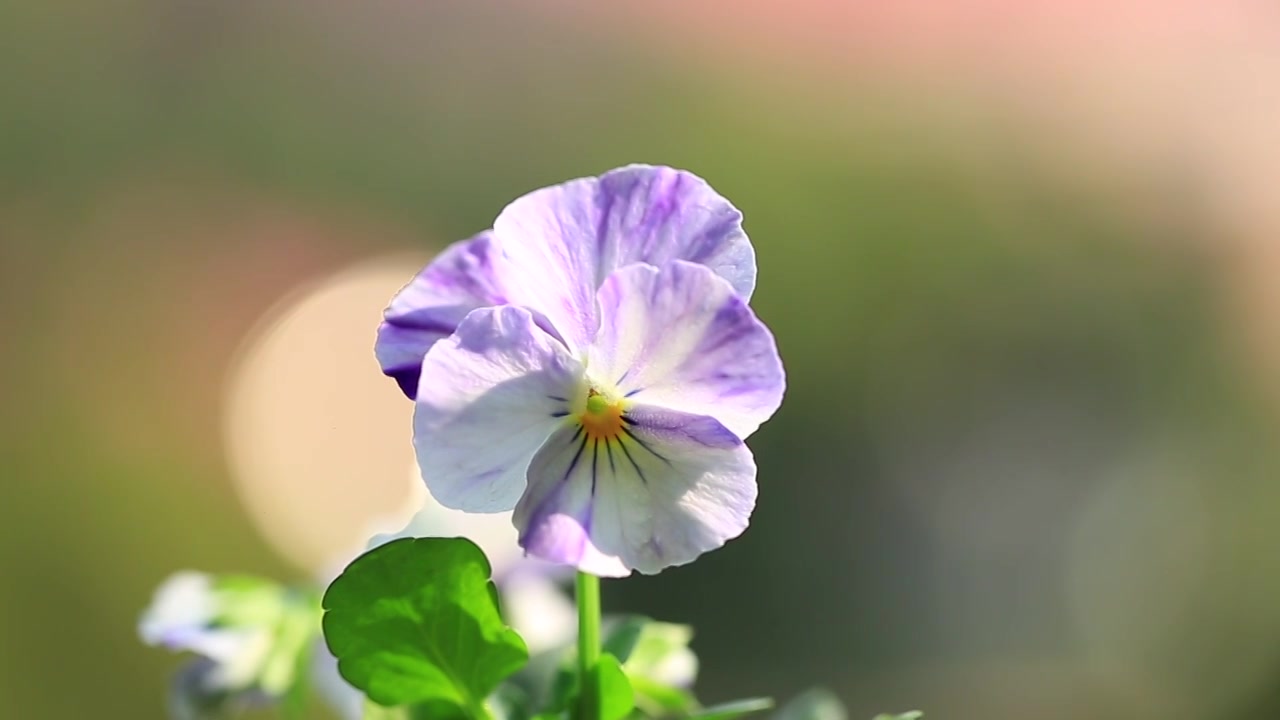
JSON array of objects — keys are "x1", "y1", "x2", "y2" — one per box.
[{"x1": 376, "y1": 165, "x2": 785, "y2": 576}]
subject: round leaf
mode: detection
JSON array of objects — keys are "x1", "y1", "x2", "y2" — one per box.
[
  {"x1": 595, "y1": 654, "x2": 634, "y2": 720},
  {"x1": 322, "y1": 537, "x2": 529, "y2": 715}
]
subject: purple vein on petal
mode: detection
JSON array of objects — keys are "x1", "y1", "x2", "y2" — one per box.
[
  {"x1": 636, "y1": 170, "x2": 684, "y2": 256},
  {"x1": 614, "y1": 438, "x2": 647, "y2": 485},
  {"x1": 594, "y1": 187, "x2": 617, "y2": 285},
  {"x1": 604, "y1": 438, "x2": 617, "y2": 474},
  {"x1": 590, "y1": 438, "x2": 601, "y2": 496},
  {"x1": 383, "y1": 314, "x2": 457, "y2": 335},
  {"x1": 564, "y1": 431, "x2": 589, "y2": 480},
  {"x1": 619, "y1": 424, "x2": 671, "y2": 466}
]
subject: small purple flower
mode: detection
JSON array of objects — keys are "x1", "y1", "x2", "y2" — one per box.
[{"x1": 377, "y1": 165, "x2": 785, "y2": 576}]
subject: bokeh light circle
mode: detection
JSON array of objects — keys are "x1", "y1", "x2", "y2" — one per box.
[{"x1": 222, "y1": 254, "x2": 430, "y2": 574}]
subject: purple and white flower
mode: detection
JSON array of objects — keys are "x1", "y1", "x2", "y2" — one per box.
[
  {"x1": 376, "y1": 165, "x2": 785, "y2": 576},
  {"x1": 139, "y1": 573, "x2": 276, "y2": 693},
  {"x1": 138, "y1": 570, "x2": 316, "y2": 718}
]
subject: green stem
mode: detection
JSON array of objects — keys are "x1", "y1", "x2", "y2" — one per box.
[{"x1": 576, "y1": 571, "x2": 602, "y2": 720}]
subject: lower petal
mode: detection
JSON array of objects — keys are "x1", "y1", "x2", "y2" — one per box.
[
  {"x1": 514, "y1": 405, "x2": 757, "y2": 576},
  {"x1": 414, "y1": 305, "x2": 583, "y2": 513}
]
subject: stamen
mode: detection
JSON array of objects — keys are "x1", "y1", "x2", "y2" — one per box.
[
  {"x1": 564, "y1": 386, "x2": 656, "y2": 486},
  {"x1": 578, "y1": 387, "x2": 627, "y2": 443},
  {"x1": 586, "y1": 393, "x2": 611, "y2": 416}
]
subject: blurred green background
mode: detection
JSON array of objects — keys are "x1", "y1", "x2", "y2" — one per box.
[{"x1": 4, "y1": 2, "x2": 1280, "y2": 719}]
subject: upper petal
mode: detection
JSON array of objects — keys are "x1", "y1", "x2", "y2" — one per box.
[
  {"x1": 490, "y1": 165, "x2": 756, "y2": 353},
  {"x1": 414, "y1": 305, "x2": 583, "y2": 513},
  {"x1": 375, "y1": 232, "x2": 513, "y2": 398},
  {"x1": 513, "y1": 404, "x2": 757, "y2": 576},
  {"x1": 589, "y1": 261, "x2": 785, "y2": 438}
]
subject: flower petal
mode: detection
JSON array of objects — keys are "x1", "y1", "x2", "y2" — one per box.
[
  {"x1": 514, "y1": 405, "x2": 757, "y2": 576},
  {"x1": 376, "y1": 232, "x2": 512, "y2": 398},
  {"x1": 589, "y1": 261, "x2": 784, "y2": 438},
  {"x1": 139, "y1": 572, "x2": 219, "y2": 648},
  {"x1": 414, "y1": 305, "x2": 583, "y2": 512},
  {"x1": 491, "y1": 165, "x2": 756, "y2": 352}
]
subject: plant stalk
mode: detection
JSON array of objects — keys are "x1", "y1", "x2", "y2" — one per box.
[{"x1": 576, "y1": 571, "x2": 602, "y2": 720}]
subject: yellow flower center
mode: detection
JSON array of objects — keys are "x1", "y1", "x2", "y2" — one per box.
[{"x1": 579, "y1": 389, "x2": 627, "y2": 442}]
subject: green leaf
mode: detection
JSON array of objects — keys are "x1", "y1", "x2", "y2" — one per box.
[
  {"x1": 549, "y1": 653, "x2": 633, "y2": 720},
  {"x1": 211, "y1": 575, "x2": 292, "y2": 627},
  {"x1": 594, "y1": 654, "x2": 634, "y2": 720},
  {"x1": 870, "y1": 714, "x2": 922, "y2": 720},
  {"x1": 546, "y1": 661, "x2": 578, "y2": 714},
  {"x1": 364, "y1": 701, "x2": 470, "y2": 720},
  {"x1": 688, "y1": 697, "x2": 774, "y2": 719},
  {"x1": 629, "y1": 675, "x2": 697, "y2": 715},
  {"x1": 263, "y1": 589, "x2": 322, "y2": 700},
  {"x1": 322, "y1": 537, "x2": 530, "y2": 717},
  {"x1": 601, "y1": 616, "x2": 650, "y2": 663},
  {"x1": 488, "y1": 682, "x2": 533, "y2": 720},
  {"x1": 543, "y1": 624, "x2": 639, "y2": 716},
  {"x1": 408, "y1": 701, "x2": 485, "y2": 720},
  {"x1": 604, "y1": 617, "x2": 699, "y2": 715},
  {"x1": 278, "y1": 615, "x2": 315, "y2": 719},
  {"x1": 363, "y1": 700, "x2": 412, "y2": 720},
  {"x1": 622, "y1": 621, "x2": 696, "y2": 685},
  {"x1": 774, "y1": 689, "x2": 845, "y2": 720}
]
